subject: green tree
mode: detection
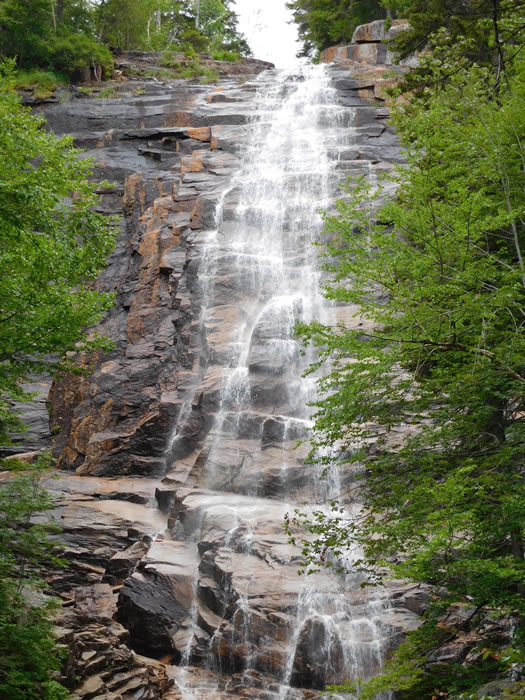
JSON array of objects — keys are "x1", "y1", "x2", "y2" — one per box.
[
  {"x1": 390, "y1": 0, "x2": 525, "y2": 92},
  {"x1": 0, "y1": 0, "x2": 113, "y2": 79},
  {"x1": 198, "y1": 0, "x2": 251, "y2": 55},
  {"x1": 0, "y1": 454, "x2": 69, "y2": 700},
  {"x1": 293, "y1": 52, "x2": 525, "y2": 698},
  {"x1": 96, "y1": 0, "x2": 157, "y2": 49},
  {"x1": 95, "y1": 0, "x2": 249, "y2": 54},
  {"x1": 286, "y1": 0, "x2": 385, "y2": 55},
  {"x1": 0, "y1": 62, "x2": 116, "y2": 445},
  {"x1": 0, "y1": 0, "x2": 52, "y2": 67}
]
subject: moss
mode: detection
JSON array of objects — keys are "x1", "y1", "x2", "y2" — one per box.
[
  {"x1": 13, "y1": 69, "x2": 67, "y2": 98},
  {"x1": 96, "y1": 85, "x2": 117, "y2": 98}
]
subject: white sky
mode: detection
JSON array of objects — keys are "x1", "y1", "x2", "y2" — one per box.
[{"x1": 234, "y1": 0, "x2": 301, "y2": 68}]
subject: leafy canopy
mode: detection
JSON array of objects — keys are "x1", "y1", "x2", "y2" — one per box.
[
  {"x1": 0, "y1": 62, "x2": 116, "y2": 443},
  {"x1": 95, "y1": 0, "x2": 250, "y2": 54},
  {"x1": 0, "y1": 0, "x2": 113, "y2": 78},
  {"x1": 293, "y1": 43, "x2": 525, "y2": 700},
  {"x1": 285, "y1": 0, "x2": 386, "y2": 55},
  {"x1": 0, "y1": 0, "x2": 250, "y2": 79},
  {"x1": 389, "y1": 0, "x2": 525, "y2": 93}
]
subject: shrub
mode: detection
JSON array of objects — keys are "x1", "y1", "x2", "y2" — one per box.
[
  {"x1": 48, "y1": 33, "x2": 113, "y2": 80},
  {"x1": 96, "y1": 86, "x2": 116, "y2": 98},
  {"x1": 0, "y1": 454, "x2": 70, "y2": 700},
  {"x1": 179, "y1": 28, "x2": 209, "y2": 53},
  {"x1": 210, "y1": 49, "x2": 241, "y2": 62},
  {"x1": 160, "y1": 51, "x2": 181, "y2": 69}
]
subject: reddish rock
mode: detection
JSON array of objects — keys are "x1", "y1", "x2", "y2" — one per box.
[
  {"x1": 187, "y1": 126, "x2": 211, "y2": 142},
  {"x1": 75, "y1": 583, "x2": 117, "y2": 622}
]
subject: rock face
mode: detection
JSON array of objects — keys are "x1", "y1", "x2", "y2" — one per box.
[
  {"x1": 320, "y1": 18, "x2": 417, "y2": 103},
  {"x1": 31, "y1": 27, "x2": 422, "y2": 699}
]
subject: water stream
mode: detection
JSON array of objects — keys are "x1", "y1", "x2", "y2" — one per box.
[{"x1": 165, "y1": 63, "x2": 394, "y2": 698}]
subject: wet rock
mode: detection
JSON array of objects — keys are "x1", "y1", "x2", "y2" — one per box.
[
  {"x1": 104, "y1": 539, "x2": 151, "y2": 585},
  {"x1": 61, "y1": 613, "x2": 173, "y2": 699},
  {"x1": 116, "y1": 542, "x2": 199, "y2": 657},
  {"x1": 290, "y1": 616, "x2": 345, "y2": 689},
  {"x1": 390, "y1": 585, "x2": 431, "y2": 616},
  {"x1": 155, "y1": 486, "x2": 177, "y2": 512}
]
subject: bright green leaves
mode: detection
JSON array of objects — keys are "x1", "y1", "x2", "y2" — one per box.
[
  {"x1": 293, "y1": 36, "x2": 525, "y2": 700},
  {"x1": 0, "y1": 0, "x2": 113, "y2": 78},
  {"x1": 286, "y1": 0, "x2": 385, "y2": 56},
  {"x1": 95, "y1": 0, "x2": 249, "y2": 55},
  {"x1": 0, "y1": 66, "x2": 117, "y2": 443},
  {"x1": 0, "y1": 0, "x2": 249, "y2": 75}
]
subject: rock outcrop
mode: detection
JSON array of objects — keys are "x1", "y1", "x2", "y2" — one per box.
[{"x1": 320, "y1": 18, "x2": 417, "y2": 102}]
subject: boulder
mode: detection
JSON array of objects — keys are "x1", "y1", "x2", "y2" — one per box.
[{"x1": 351, "y1": 19, "x2": 410, "y2": 44}]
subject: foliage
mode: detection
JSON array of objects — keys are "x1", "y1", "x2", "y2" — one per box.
[
  {"x1": 0, "y1": 0, "x2": 112, "y2": 79},
  {"x1": 286, "y1": 0, "x2": 387, "y2": 55},
  {"x1": 178, "y1": 60, "x2": 218, "y2": 82},
  {"x1": 95, "y1": 0, "x2": 250, "y2": 55},
  {"x1": 96, "y1": 85, "x2": 117, "y2": 98},
  {"x1": 146, "y1": 52, "x2": 218, "y2": 81},
  {"x1": 381, "y1": 0, "x2": 413, "y2": 16},
  {"x1": 382, "y1": 0, "x2": 525, "y2": 98},
  {"x1": 47, "y1": 33, "x2": 113, "y2": 79},
  {"x1": 0, "y1": 453, "x2": 69, "y2": 699},
  {"x1": 286, "y1": 0, "x2": 525, "y2": 66},
  {"x1": 0, "y1": 0, "x2": 55, "y2": 68},
  {"x1": 160, "y1": 50, "x2": 182, "y2": 68},
  {"x1": 0, "y1": 0, "x2": 249, "y2": 80},
  {"x1": 12, "y1": 69, "x2": 68, "y2": 98},
  {"x1": 179, "y1": 27, "x2": 208, "y2": 54},
  {"x1": 391, "y1": 0, "x2": 525, "y2": 65},
  {"x1": 197, "y1": 0, "x2": 250, "y2": 55},
  {"x1": 293, "y1": 47, "x2": 525, "y2": 698},
  {"x1": 326, "y1": 621, "x2": 508, "y2": 699},
  {"x1": 0, "y1": 62, "x2": 116, "y2": 445},
  {"x1": 210, "y1": 49, "x2": 241, "y2": 61}
]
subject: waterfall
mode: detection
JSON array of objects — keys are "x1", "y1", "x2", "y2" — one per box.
[{"x1": 163, "y1": 63, "x2": 394, "y2": 698}]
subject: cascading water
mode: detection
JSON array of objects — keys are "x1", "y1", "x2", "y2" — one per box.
[{"x1": 161, "y1": 63, "x2": 398, "y2": 698}]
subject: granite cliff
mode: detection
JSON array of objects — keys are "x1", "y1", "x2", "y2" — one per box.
[{"x1": 9, "y1": 23, "x2": 431, "y2": 699}]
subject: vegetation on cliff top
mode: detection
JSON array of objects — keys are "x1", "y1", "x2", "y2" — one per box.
[
  {"x1": 286, "y1": 0, "x2": 410, "y2": 56},
  {"x1": 0, "y1": 0, "x2": 250, "y2": 88},
  {"x1": 287, "y1": 0, "x2": 525, "y2": 62},
  {"x1": 289, "y1": 2, "x2": 525, "y2": 698}
]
